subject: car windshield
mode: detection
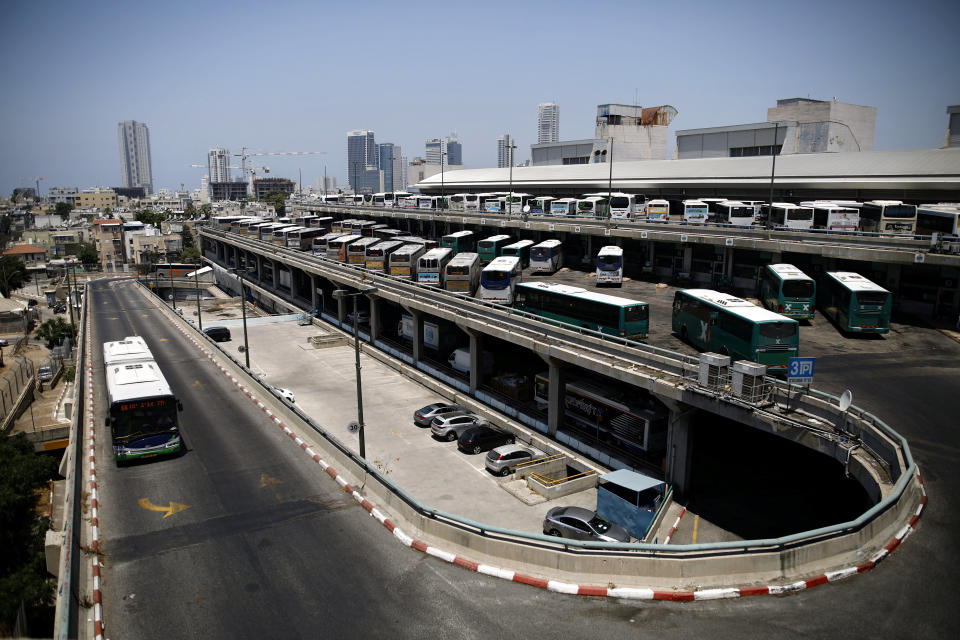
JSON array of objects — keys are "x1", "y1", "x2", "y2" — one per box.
[{"x1": 588, "y1": 515, "x2": 612, "y2": 533}]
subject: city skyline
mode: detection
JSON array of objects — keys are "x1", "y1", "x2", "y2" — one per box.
[{"x1": 1, "y1": 0, "x2": 957, "y2": 197}]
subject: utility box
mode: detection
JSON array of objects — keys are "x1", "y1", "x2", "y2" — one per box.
[
  {"x1": 731, "y1": 360, "x2": 768, "y2": 403},
  {"x1": 698, "y1": 352, "x2": 730, "y2": 390}
]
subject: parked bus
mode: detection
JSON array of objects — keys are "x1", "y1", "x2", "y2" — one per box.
[
  {"x1": 607, "y1": 193, "x2": 641, "y2": 219},
  {"x1": 273, "y1": 225, "x2": 304, "y2": 245},
  {"x1": 417, "y1": 247, "x2": 454, "y2": 287},
  {"x1": 483, "y1": 194, "x2": 507, "y2": 213},
  {"x1": 346, "y1": 236, "x2": 380, "y2": 265},
  {"x1": 416, "y1": 195, "x2": 435, "y2": 209},
  {"x1": 855, "y1": 200, "x2": 918, "y2": 235},
  {"x1": 322, "y1": 194, "x2": 344, "y2": 205},
  {"x1": 715, "y1": 201, "x2": 757, "y2": 226},
  {"x1": 801, "y1": 202, "x2": 860, "y2": 232},
  {"x1": 681, "y1": 199, "x2": 710, "y2": 224},
  {"x1": 479, "y1": 256, "x2": 523, "y2": 304},
  {"x1": 515, "y1": 282, "x2": 649, "y2": 340},
  {"x1": 287, "y1": 227, "x2": 325, "y2": 251},
  {"x1": 399, "y1": 195, "x2": 419, "y2": 209},
  {"x1": 364, "y1": 240, "x2": 405, "y2": 272},
  {"x1": 372, "y1": 192, "x2": 387, "y2": 207},
  {"x1": 383, "y1": 191, "x2": 411, "y2": 207},
  {"x1": 576, "y1": 196, "x2": 609, "y2": 219},
  {"x1": 237, "y1": 218, "x2": 265, "y2": 234},
  {"x1": 312, "y1": 232, "x2": 348, "y2": 256},
  {"x1": 817, "y1": 271, "x2": 892, "y2": 334},
  {"x1": 151, "y1": 263, "x2": 197, "y2": 278},
  {"x1": 549, "y1": 198, "x2": 577, "y2": 217},
  {"x1": 529, "y1": 239, "x2": 564, "y2": 273},
  {"x1": 373, "y1": 227, "x2": 404, "y2": 240},
  {"x1": 464, "y1": 193, "x2": 490, "y2": 212},
  {"x1": 444, "y1": 252, "x2": 481, "y2": 295},
  {"x1": 501, "y1": 239, "x2": 535, "y2": 268},
  {"x1": 700, "y1": 198, "x2": 727, "y2": 220},
  {"x1": 533, "y1": 373, "x2": 667, "y2": 456},
  {"x1": 526, "y1": 196, "x2": 555, "y2": 215},
  {"x1": 595, "y1": 245, "x2": 624, "y2": 286},
  {"x1": 759, "y1": 264, "x2": 816, "y2": 320},
  {"x1": 504, "y1": 193, "x2": 532, "y2": 214},
  {"x1": 395, "y1": 235, "x2": 438, "y2": 250},
  {"x1": 440, "y1": 230, "x2": 475, "y2": 254},
  {"x1": 389, "y1": 243, "x2": 426, "y2": 278},
  {"x1": 448, "y1": 194, "x2": 469, "y2": 211},
  {"x1": 257, "y1": 223, "x2": 287, "y2": 241},
  {"x1": 327, "y1": 234, "x2": 361, "y2": 262},
  {"x1": 917, "y1": 204, "x2": 960, "y2": 238},
  {"x1": 645, "y1": 199, "x2": 670, "y2": 222},
  {"x1": 672, "y1": 289, "x2": 799, "y2": 373},
  {"x1": 763, "y1": 203, "x2": 815, "y2": 230},
  {"x1": 477, "y1": 234, "x2": 513, "y2": 264},
  {"x1": 103, "y1": 336, "x2": 183, "y2": 462}
]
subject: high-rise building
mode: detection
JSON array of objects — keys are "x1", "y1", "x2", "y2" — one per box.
[
  {"x1": 537, "y1": 103, "x2": 559, "y2": 144},
  {"x1": 118, "y1": 120, "x2": 154, "y2": 194},
  {"x1": 207, "y1": 148, "x2": 231, "y2": 184},
  {"x1": 497, "y1": 134, "x2": 515, "y2": 168},
  {"x1": 446, "y1": 133, "x2": 462, "y2": 166},
  {"x1": 426, "y1": 133, "x2": 461, "y2": 166},
  {"x1": 347, "y1": 130, "x2": 379, "y2": 192},
  {"x1": 378, "y1": 143, "x2": 404, "y2": 191}
]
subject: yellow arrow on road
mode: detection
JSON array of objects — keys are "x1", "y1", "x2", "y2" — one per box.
[
  {"x1": 138, "y1": 497, "x2": 190, "y2": 519},
  {"x1": 259, "y1": 473, "x2": 283, "y2": 488}
]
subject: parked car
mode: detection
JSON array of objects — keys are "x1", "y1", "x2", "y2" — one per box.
[
  {"x1": 484, "y1": 444, "x2": 546, "y2": 477},
  {"x1": 413, "y1": 402, "x2": 468, "y2": 428},
  {"x1": 53, "y1": 303, "x2": 66, "y2": 314},
  {"x1": 275, "y1": 388, "x2": 295, "y2": 403},
  {"x1": 203, "y1": 326, "x2": 231, "y2": 342},
  {"x1": 542, "y1": 506, "x2": 630, "y2": 543},
  {"x1": 457, "y1": 425, "x2": 514, "y2": 454},
  {"x1": 430, "y1": 413, "x2": 489, "y2": 441},
  {"x1": 346, "y1": 310, "x2": 370, "y2": 325},
  {"x1": 37, "y1": 365, "x2": 54, "y2": 382}
]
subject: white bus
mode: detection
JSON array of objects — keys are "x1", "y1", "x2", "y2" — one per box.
[
  {"x1": 529, "y1": 239, "x2": 564, "y2": 273},
  {"x1": 389, "y1": 243, "x2": 426, "y2": 278},
  {"x1": 765, "y1": 203, "x2": 814, "y2": 230},
  {"x1": 550, "y1": 198, "x2": 578, "y2": 217},
  {"x1": 399, "y1": 195, "x2": 419, "y2": 209},
  {"x1": 322, "y1": 194, "x2": 344, "y2": 205},
  {"x1": 444, "y1": 252, "x2": 481, "y2": 295},
  {"x1": 382, "y1": 191, "x2": 410, "y2": 207},
  {"x1": 606, "y1": 192, "x2": 641, "y2": 219},
  {"x1": 448, "y1": 194, "x2": 469, "y2": 211},
  {"x1": 855, "y1": 200, "x2": 918, "y2": 235},
  {"x1": 479, "y1": 256, "x2": 523, "y2": 304},
  {"x1": 417, "y1": 247, "x2": 454, "y2": 287},
  {"x1": 464, "y1": 193, "x2": 491, "y2": 212},
  {"x1": 576, "y1": 196, "x2": 609, "y2": 218},
  {"x1": 802, "y1": 202, "x2": 860, "y2": 232},
  {"x1": 646, "y1": 199, "x2": 670, "y2": 222},
  {"x1": 681, "y1": 199, "x2": 710, "y2": 224},
  {"x1": 372, "y1": 192, "x2": 387, "y2": 207},
  {"x1": 416, "y1": 195, "x2": 434, "y2": 209},
  {"x1": 917, "y1": 204, "x2": 960, "y2": 237},
  {"x1": 504, "y1": 193, "x2": 532, "y2": 214},
  {"x1": 364, "y1": 239, "x2": 405, "y2": 272},
  {"x1": 484, "y1": 194, "x2": 508, "y2": 213},
  {"x1": 715, "y1": 201, "x2": 756, "y2": 226},
  {"x1": 526, "y1": 196, "x2": 555, "y2": 216},
  {"x1": 595, "y1": 245, "x2": 624, "y2": 286}
]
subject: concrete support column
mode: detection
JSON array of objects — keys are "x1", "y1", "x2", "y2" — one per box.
[
  {"x1": 310, "y1": 274, "x2": 318, "y2": 310},
  {"x1": 290, "y1": 269, "x2": 299, "y2": 298},
  {"x1": 770, "y1": 252, "x2": 783, "y2": 265},
  {"x1": 468, "y1": 331, "x2": 481, "y2": 394},
  {"x1": 665, "y1": 408, "x2": 696, "y2": 499},
  {"x1": 368, "y1": 295, "x2": 380, "y2": 342},
  {"x1": 647, "y1": 241, "x2": 656, "y2": 268},
  {"x1": 682, "y1": 246, "x2": 693, "y2": 275},
  {"x1": 724, "y1": 247, "x2": 735, "y2": 279},
  {"x1": 336, "y1": 294, "x2": 346, "y2": 325},
  {"x1": 531, "y1": 357, "x2": 566, "y2": 437},
  {"x1": 402, "y1": 307, "x2": 423, "y2": 362},
  {"x1": 885, "y1": 263, "x2": 901, "y2": 291}
]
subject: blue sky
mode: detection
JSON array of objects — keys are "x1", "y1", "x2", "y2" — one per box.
[{"x1": 1, "y1": 0, "x2": 957, "y2": 197}]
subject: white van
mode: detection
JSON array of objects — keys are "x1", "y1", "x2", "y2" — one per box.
[{"x1": 448, "y1": 347, "x2": 493, "y2": 374}]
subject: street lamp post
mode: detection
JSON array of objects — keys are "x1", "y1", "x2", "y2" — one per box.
[
  {"x1": 332, "y1": 287, "x2": 377, "y2": 460},
  {"x1": 169, "y1": 271, "x2": 177, "y2": 311},
  {"x1": 767, "y1": 122, "x2": 781, "y2": 230},
  {"x1": 234, "y1": 268, "x2": 250, "y2": 369},
  {"x1": 507, "y1": 142, "x2": 517, "y2": 216},
  {"x1": 194, "y1": 260, "x2": 203, "y2": 331}
]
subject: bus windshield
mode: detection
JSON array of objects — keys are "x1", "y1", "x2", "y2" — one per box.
[
  {"x1": 884, "y1": 205, "x2": 917, "y2": 218},
  {"x1": 857, "y1": 292, "x2": 888, "y2": 307},
  {"x1": 791, "y1": 209, "x2": 814, "y2": 220},
  {"x1": 597, "y1": 255, "x2": 621, "y2": 270},
  {"x1": 624, "y1": 305, "x2": 649, "y2": 322},
  {"x1": 782, "y1": 280, "x2": 814, "y2": 298},
  {"x1": 530, "y1": 247, "x2": 550, "y2": 260},
  {"x1": 758, "y1": 322, "x2": 797, "y2": 340},
  {"x1": 609, "y1": 196, "x2": 629, "y2": 208},
  {"x1": 111, "y1": 399, "x2": 178, "y2": 440},
  {"x1": 481, "y1": 270, "x2": 510, "y2": 288},
  {"x1": 577, "y1": 201, "x2": 594, "y2": 212}
]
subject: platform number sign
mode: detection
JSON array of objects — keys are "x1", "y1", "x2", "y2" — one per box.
[{"x1": 787, "y1": 357, "x2": 815, "y2": 385}]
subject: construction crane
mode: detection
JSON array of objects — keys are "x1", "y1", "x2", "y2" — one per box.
[
  {"x1": 193, "y1": 147, "x2": 325, "y2": 194},
  {"x1": 18, "y1": 176, "x2": 42, "y2": 199}
]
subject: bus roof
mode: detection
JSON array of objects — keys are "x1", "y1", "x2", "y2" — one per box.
[
  {"x1": 105, "y1": 360, "x2": 173, "y2": 404},
  {"x1": 447, "y1": 252, "x2": 480, "y2": 266},
  {"x1": 766, "y1": 263, "x2": 813, "y2": 281},
  {"x1": 680, "y1": 289, "x2": 796, "y2": 323},
  {"x1": 825, "y1": 271, "x2": 890, "y2": 293},
  {"x1": 517, "y1": 281, "x2": 647, "y2": 307},
  {"x1": 683, "y1": 199, "x2": 707, "y2": 205},
  {"x1": 329, "y1": 235, "x2": 361, "y2": 245},
  {"x1": 420, "y1": 247, "x2": 454, "y2": 260},
  {"x1": 443, "y1": 230, "x2": 474, "y2": 238},
  {"x1": 368, "y1": 239, "x2": 404, "y2": 252},
  {"x1": 392, "y1": 243, "x2": 426, "y2": 256},
  {"x1": 483, "y1": 256, "x2": 521, "y2": 270},
  {"x1": 347, "y1": 236, "x2": 381, "y2": 249},
  {"x1": 533, "y1": 238, "x2": 562, "y2": 247},
  {"x1": 553, "y1": 197, "x2": 578, "y2": 203},
  {"x1": 597, "y1": 245, "x2": 623, "y2": 256},
  {"x1": 503, "y1": 239, "x2": 535, "y2": 250},
  {"x1": 103, "y1": 337, "x2": 152, "y2": 366},
  {"x1": 479, "y1": 234, "x2": 512, "y2": 243}
]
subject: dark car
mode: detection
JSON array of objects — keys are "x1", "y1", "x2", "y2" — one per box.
[
  {"x1": 542, "y1": 506, "x2": 630, "y2": 543},
  {"x1": 457, "y1": 425, "x2": 514, "y2": 454},
  {"x1": 413, "y1": 402, "x2": 468, "y2": 428},
  {"x1": 53, "y1": 303, "x2": 66, "y2": 314},
  {"x1": 203, "y1": 326, "x2": 231, "y2": 342}
]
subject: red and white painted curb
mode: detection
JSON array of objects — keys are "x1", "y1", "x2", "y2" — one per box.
[
  {"x1": 84, "y1": 316, "x2": 104, "y2": 639},
  {"x1": 152, "y1": 283, "x2": 929, "y2": 601},
  {"x1": 663, "y1": 507, "x2": 686, "y2": 545}
]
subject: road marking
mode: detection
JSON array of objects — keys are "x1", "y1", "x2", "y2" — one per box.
[
  {"x1": 692, "y1": 514, "x2": 700, "y2": 544},
  {"x1": 138, "y1": 497, "x2": 190, "y2": 519},
  {"x1": 259, "y1": 473, "x2": 283, "y2": 488}
]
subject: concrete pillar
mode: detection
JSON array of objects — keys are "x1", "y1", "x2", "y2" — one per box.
[
  {"x1": 337, "y1": 294, "x2": 346, "y2": 325},
  {"x1": 885, "y1": 263, "x2": 901, "y2": 291},
  {"x1": 310, "y1": 274, "x2": 318, "y2": 311},
  {"x1": 468, "y1": 331, "x2": 481, "y2": 394},
  {"x1": 682, "y1": 246, "x2": 693, "y2": 275},
  {"x1": 368, "y1": 294, "x2": 380, "y2": 342},
  {"x1": 290, "y1": 268, "x2": 299, "y2": 298},
  {"x1": 665, "y1": 408, "x2": 696, "y2": 499},
  {"x1": 648, "y1": 241, "x2": 656, "y2": 268},
  {"x1": 532, "y1": 357, "x2": 567, "y2": 437},
  {"x1": 402, "y1": 307, "x2": 423, "y2": 362},
  {"x1": 770, "y1": 252, "x2": 782, "y2": 265},
  {"x1": 724, "y1": 247, "x2": 734, "y2": 279},
  {"x1": 585, "y1": 234, "x2": 594, "y2": 265}
]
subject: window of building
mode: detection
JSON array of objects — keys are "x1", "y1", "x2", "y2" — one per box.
[
  {"x1": 562, "y1": 157, "x2": 589, "y2": 165},
  {"x1": 730, "y1": 145, "x2": 783, "y2": 158}
]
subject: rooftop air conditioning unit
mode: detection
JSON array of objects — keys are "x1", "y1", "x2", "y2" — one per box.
[
  {"x1": 698, "y1": 352, "x2": 730, "y2": 391},
  {"x1": 731, "y1": 360, "x2": 768, "y2": 403}
]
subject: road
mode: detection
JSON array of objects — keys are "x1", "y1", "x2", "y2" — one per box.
[{"x1": 90, "y1": 278, "x2": 958, "y2": 638}]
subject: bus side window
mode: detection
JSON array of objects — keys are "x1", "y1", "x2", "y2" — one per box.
[{"x1": 673, "y1": 294, "x2": 683, "y2": 313}]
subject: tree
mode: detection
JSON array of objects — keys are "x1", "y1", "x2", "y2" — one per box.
[
  {"x1": 54, "y1": 202, "x2": 72, "y2": 217},
  {"x1": 34, "y1": 317, "x2": 75, "y2": 349},
  {"x1": 75, "y1": 242, "x2": 98, "y2": 266},
  {"x1": 184, "y1": 202, "x2": 197, "y2": 218},
  {"x1": 199, "y1": 203, "x2": 211, "y2": 219},
  {"x1": 0, "y1": 255, "x2": 29, "y2": 297},
  {"x1": 180, "y1": 224, "x2": 195, "y2": 250},
  {"x1": 102, "y1": 207, "x2": 112, "y2": 217},
  {"x1": 179, "y1": 247, "x2": 201, "y2": 263},
  {"x1": 264, "y1": 189, "x2": 290, "y2": 216},
  {"x1": 0, "y1": 433, "x2": 59, "y2": 635},
  {"x1": 134, "y1": 209, "x2": 166, "y2": 226}
]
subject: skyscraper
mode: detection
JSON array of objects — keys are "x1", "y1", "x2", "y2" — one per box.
[
  {"x1": 446, "y1": 133, "x2": 462, "y2": 165},
  {"x1": 347, "y1": 130, "x2": 379, "y2": 193},
  {"x1": 426, "y1": 133, "x2": 461, "y2": 166},
  {"x1": 537, "y1": 103, "x2": 559, "y2": 144},
  {"x1": 118, "y1": 120, "x2": 153, "y2": 194},
  {"x1": 497, "y1": 134, "x2": 514, "y2": 168},
  {"x1": 378, "y1": 142, "x2": 402, "y2": 192},
  {"x1": 207, "y1": 148, "x2": 231, "y2": 183}
]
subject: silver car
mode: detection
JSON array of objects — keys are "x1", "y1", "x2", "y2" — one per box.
[
  {"x1": 484, "y1": 444, "x2": 545, "y2": 477},
  {"x1": 543, "y1": 506, "x2": 630, "y2": 543},
  {"x1": 430, "y1": 413, "x2": 488, "y2": 441},
  {"x1": 413, "y1": 402, "x2": 468, "y2": 428}
]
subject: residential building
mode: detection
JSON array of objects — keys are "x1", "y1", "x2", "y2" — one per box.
[
  {"x1": 497, "y1": 134, "x2": 515, "y2": 168},
  {"x1": 21, "y1": 229, "x2": 89, "y2": 258},
  {"x1": 117, "y1": 120, "x2": 154, "y2": 194},
  {"x1": 675, "y1": 97, "x2": 876, "y2": 159},
  {"x1": 253, "y1": 178, "x2": 296, "y2": 200},
  {"x1": 2, "y1": 244, "x2": 47, "y2": 269},
  {"x1": 425, "y1": 133, "x2": 462, "y2": 166},
  {"x1": 208, "y1": 148, "x2": 232, "y2": 183},
  {"x1": 210, "y1": 182, "x2": 249, "y2": 201},
  {"x1": 347, "y1": 130, "x2": 379, "y2": 193},
  {"x1": 47, "y1": 187, "x2": 78, "y2": 204},
  {"x1": 72, "y1": 188, "x2": 118, "y2": 210},
  {"x1": 90, "y1": 219, "x2": 124, "y2": 269},
  {"x1": 537, "y1": 102, "x2": 559, "y2": 144}
]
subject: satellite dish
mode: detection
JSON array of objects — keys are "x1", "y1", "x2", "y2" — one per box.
[{"x1": 839, "y1": 390, "x2": 853, "y2": 412}]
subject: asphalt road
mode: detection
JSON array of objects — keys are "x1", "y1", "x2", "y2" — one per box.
[{"x1": 90, "y1": 278, "x2": 958, "y2": 639}]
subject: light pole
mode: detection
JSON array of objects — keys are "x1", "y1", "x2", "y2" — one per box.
[
  {"x1": 194, "y1": 259, "x2": 203, "y2": 331},
  {"x1": 332, "y1": 286, "x2": 377, "y2": 460},
  {"x1": 234, "y1": 268, "x2": 250, "y2": 369},
  {"x1": 506, "y1": 142, "x2": 517, "y2": 216},
  {"x1": 169, "y1": 271, "x2": 177, "y2": 311},
  {"x1": 767, "y1": 122, "x2": 781, "y2": 230}
]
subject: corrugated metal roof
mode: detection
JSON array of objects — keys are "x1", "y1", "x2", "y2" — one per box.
[{"x1": 417, "y1": 148, "x2": 960, "y2": 192}]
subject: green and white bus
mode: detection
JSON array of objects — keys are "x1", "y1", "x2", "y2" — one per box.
[
  {"x1": 672, "y1": 289, "x2": 799, "y2": 373},
  {"x1": 817, "y1": 271, "x2": 892, "y2": 334},
  {"x1": 477, "y1": 234, "x2": 513, "y2": 264},
  {"x1": 515, "y1": 281, "x2": 649, "y2": 340},
  {"x1": 759, "y1": 264, "x2": 816, "y2": 320},
  {"x1": 501, "y1": 239, "x2": 535, "y2": 268},
  {"x1": 440, "y1": 230, "x2": 475, "y2": 254}
]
